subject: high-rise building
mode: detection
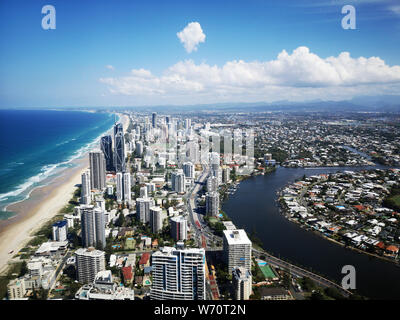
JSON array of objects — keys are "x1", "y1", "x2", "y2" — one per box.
[
  {"x1": 89, "y1": 151, "x2": 106, "y2": 190},
  {"x1": 75, "y1": 247, "x2": 106, "y2": 284},
  {"x1": 184, "y1": 118, "x2": 191, "y2": 130},
  {"x1": 123, "y1": 172, "x2": 131, "y2": 203},
  {"x1": 150, "y1": 206, "x2": 163, "y2": 234},
  {"x1": 206, "y1": 192, "x2": 219, "y2": 217},
  {"x1": 222, "y1": 167, "x2": 231, "y2": 184},
  {"x1": 114, "y1": 123, "x2": 126, "y2": 172},
  {"x1": 100, "y1": 135, "x2": 114, "y2": 171},
  {"x1": 152, "y1": 112, "x2": 157, "y2": 128},
  {"x1": 207, "y1": 176, "x2": 218, "y2": 193},
  {"x1": 80, "y1": 170, "x2": 91, "y2": 205},
  {"x1": 135, "y1": 141, "x2": 143, "y2": 157},
  {"x1": 223, "y1": 229, "x2": 252, "y2": 272},
  {"x1": 171, "y1": 170, "x2": 185, "y2": 193},
  {"x1": 80, "y1": 205, "x2": 106, "y2": 249},
  {"x1": 183, "y1": 162, "x2": 195, "y2": 179},
  {"x1": 136, "y1": 198, "x2": 151, "y2": 223},
  {"x1": 232, "y1": 267, "x2": 252, "y2": 300},
  {"x1": 170, "y1": 216, "x2": 187, "y2": 241},
  {"x1": 52, "y1": 220, "x2": 68, "y2": 242},
  {"x1": 7, "y1": 278, "x2": 26, "y2": 300},
  {"x1": 140, "y1": 186, "x2": 148, "y2": 198},
  {"x1": 116, "y1": 172, "x2": 123, "y2": 202},
  {"x1": 150, "y1": 247, "x2": 205, "y2": 300}
]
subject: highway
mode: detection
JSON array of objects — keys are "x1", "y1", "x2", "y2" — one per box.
[{"x1": 251, "y1": 248, "x2": 352, "y2": 297}]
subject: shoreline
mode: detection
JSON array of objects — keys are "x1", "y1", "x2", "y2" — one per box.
[
  {"x1": 0, "y1": 112, "x2": 129, "y2": 274},
  {"x1": 285, "y1": 214, "x2": 400, "y2": 266},
  {"x1": 277, "y1": 195, "x2": 400, "y2": 267}
]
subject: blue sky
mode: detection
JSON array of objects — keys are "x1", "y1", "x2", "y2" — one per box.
[{"x1": 0, "y1": 0, "x2": 399, "y2": 107}]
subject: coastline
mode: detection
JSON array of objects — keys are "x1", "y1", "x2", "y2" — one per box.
[{"x1": 0, "y1": 112, "x2": 129, "y2": 274}]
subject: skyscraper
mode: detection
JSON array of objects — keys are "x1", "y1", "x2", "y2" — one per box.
[
  {"x1": 80, "y1": 170, "x2": 91, "y2": 205},
  {"x1": 183, "y1": 161, "x2": 195, "y2": 179},
  {"x1": 150, "y1": 206, "x2": 163, "y2": 234},
  {"x1": 171, "y1": 170, "x2": 185, "y2": 193},
  {"x1": 80, "y1": 205, "x2": 106, "y2": 249},
  {"x1": 150, "y1": 247, "x2": 206, "y2": 300},
  {"x1": 123, "y1": 172, "x2": 131, "y2": 203},
  {"x1": 114, "y1": 123, "x2": 126, "y2": 172},
  {"x1": 100, "y1": 135, "x2": 114, "y2": 171},
  {"x1": 52, "y1": 220, "x2": 68, "y2": 242},
  {"x1": 207, "y1": 176, "x2": 218, "y2": 192},
  {"x1": 136, "y1": 198, "x2": 151, "y2": 223},
  {"x1": 170, "y1": 216, "x2": 188, "y2": 241},
  {"x1": 152, "y1": 112, "x2": 157, "y2": 128},
  {"x1": 232, "y1": 267, "x2": 252, "y2": 300},
  {"x1": 206, "y1": 191, "x2": 219, "y2": 217},
  {"x1": 89, "y1": 151, "x2": 106, "y2": 190},
  {"x1": 116, "y1": 172, "x2": 123, "y2": 202},
  {"x1": 75, "y1": 247, "x2": 106, "y2": 284},
  {"x1": 223, "y1": 229, "x2": 252, "y2": 272}
]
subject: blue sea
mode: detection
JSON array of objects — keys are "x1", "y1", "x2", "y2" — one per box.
[{"x1": 0, "y1": 109, "x2": 116, "y2": 220}]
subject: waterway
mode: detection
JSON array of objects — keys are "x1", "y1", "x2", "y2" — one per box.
[{"x1": 222, "y1": 165, "x2": 400, "y2": 299}]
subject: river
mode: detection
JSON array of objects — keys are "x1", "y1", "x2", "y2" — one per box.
[{"x1": 222, "y1": 165, "x2": 400, "y2": 299}]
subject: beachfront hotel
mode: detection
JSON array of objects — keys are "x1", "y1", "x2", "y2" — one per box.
[
  {"x1": 150, "y1": 247, "x2": 206, "y2": 300},
  {"x1": 80, "y1": 170, "x2": 91, "y2": 205},
  {"x1": 223, "y1": 229, "x2": 252, "y2": 272}
]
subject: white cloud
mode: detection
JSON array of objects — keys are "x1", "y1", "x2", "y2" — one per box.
[
  {"x1": 389, "y1": 5, "x2": 400, "y2": 15},
  {"x1": 105, "y1": 65, "x2": 115, "y2": 70},
  {"x1": 177, "y1": 22, "x2": 206, "y2": 53},
  {"x1": 99, "y1": 46, "x2": 400, "y2": 104}
]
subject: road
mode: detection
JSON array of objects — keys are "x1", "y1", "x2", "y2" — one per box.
[{"x1": 251, "y1": 248, "x2": 352, "y2": 297}]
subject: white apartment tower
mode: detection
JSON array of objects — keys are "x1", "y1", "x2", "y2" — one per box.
[
  {"x1": 223, "y1": 229, "x2": 252, "y2": 272},
  {"x1": 123, "y1": 172, "x2": 131, "y2": 203},
  {"x1": 80, "y1": 170, "x2": 91, "y2": 205},
  {"x1": 206, "y1": 192, "x2": 219, "y2": 217},
  {"x1": 183, "y1": 162, "x2": 195, "y2": 179},
  {"x1": 207, "y1": 176, "x2": 218, "y2": 192},
  {"x1": 170, "y1": 216, "x2": 188, "y2": 241},
  {"x1": 80, "y1": 205, "x2": 106, "y2": 249},
  {"x1": 116, "y1": 172, "x2": 123, "y2": 202},
  {"x1": 75, "y1": 247, "x2": 106, "y2": 284},
  {"x1": 136, "y1": 197, "x2": 151, "y2": 223},
  {"x1": 150, "y1": 247, "x2": 205, "y2": 300},
  {"x1": 89, "y1": 151, "x2": 106, "y2": 191},
  {"x1": 232, "y1": 266, "x2": 252, "y2": 300},
  {"x1": 150, "y1": 206, "x2": 163, "y2": 234},
  {"x1": 171, "y1": 170, "x2": 185, "y2": 193}
]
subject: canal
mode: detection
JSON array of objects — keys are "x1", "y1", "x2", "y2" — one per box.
[{"x1": 222, "y1": 165, "x2": 400, "y2": 299}]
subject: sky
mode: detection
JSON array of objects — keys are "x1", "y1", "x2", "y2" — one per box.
[{"x1": 0, "y1": 0, "x2": 400, "y2": 108}]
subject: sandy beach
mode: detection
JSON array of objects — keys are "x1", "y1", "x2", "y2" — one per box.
[{"x1": 0, "y1": 113, "x2": 130, "y2": 274}]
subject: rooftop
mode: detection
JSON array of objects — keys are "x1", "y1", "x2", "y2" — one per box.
[{"x1": 223, "y1": 229, "x2": 252, "y2": 246}]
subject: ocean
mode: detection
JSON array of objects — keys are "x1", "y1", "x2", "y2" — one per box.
[{"x1": 0, "y1": 109, "x2": 116, "y2": 219}]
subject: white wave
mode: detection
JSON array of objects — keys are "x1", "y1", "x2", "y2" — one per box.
[{"x1": 0, "y1": 114, "x2": 117, "y2": 208}]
